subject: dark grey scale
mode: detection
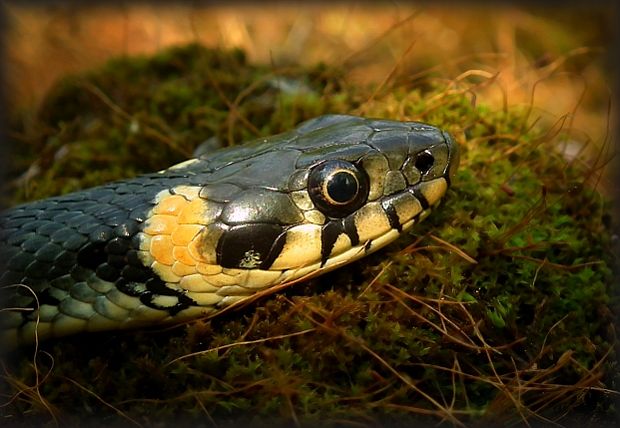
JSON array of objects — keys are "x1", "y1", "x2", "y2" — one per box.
[
  {"x1": 74, "y1": 201, "x2": 113, "y2": 215},
  {"x1": 186, "y1": 173, "x2": 214, "y2": 186},
  {"x1": 101, "y1": 213, "x2": 133, "y2": 228},
  {"x1": 237, "y1": 150, "x2": 302, "y2": 191},
  {"x1": 50, "y1": 250, "x2": 77, "y2": 279},
  {"x1": 107, "y1": 255, "x2": 127, "y2": 268},
  {"x1": 54, "y1": 251, "x2": 78, "y2": 270},
  {"x1": 406, "y1": 131, "x2": 444, "y2": 157},
  {"x1": 107, "y1": 193, "x2": 143, "y2": 209},
  {"x1": 76, "y1": 220, "x2": 105, "y2": 235},
  {"x1": 294, "y1": 144, "x2": 371, "y2": 169},
  {"x1": 198, "y1": 183, "x2": 243, "y2": 203},
  {"x1": 37, "y1": 208, "x2": 66, "y2": 221},
  {"x1": 6, "y1": 251, "x2": 33, "y2": 272},
  {"x1": 96, "y1": 205, "x2": 126, "y2": 218},
  {"x1": 50, "y1": 227, "x2": 78, "y2": 244},
  {"x1": 6, "y1": 231, "x2": 36, "y2": 246},
  {"x1": 24, "y1": 259, "x2": 52, "y2": 279},
  {"x1": 2, "y1": 208, "x2": 33, "y2": 219},
  {"x1": 106, "y1": 237, "x2": 131, "y2": 255},
  {"x1": 198, "y1": 157, "x2": 252, "y2": 184},
  {"x1": 48, "y1": 264, "x2": 73, "y2": 280},
  {"x1": 50, "y1": 275, "x2": 75, "y2": 292},
  {"x1": 52, "y1": 211, "x2": 80, "y2": 224},
  {"x1": 2, "y1": 216, "x2": 33, "y2": 229},
  {"x1": 367, "y1": 129, "x2": 411, "y2": 170},
  {"x1": 203, "y1": 148, "x2": 302, "y2": 192},
  {"x1": 1, "y1": 270, "x2": 25, "y2": 286},
  {"x1": 35, "y1": 242, "x2": 63, "y2": 263},
  {"x1": 21, "y1": 220, "x2": 52, "y2": 233},
  {"x1": 76, "y1": 242, "x2": 107, "y2": 270},
  {"x1": 21, "y1": 235, "x2": 50, "y2": 253},
  {"x1": 70, "y1": 265, "x2": 93, "y2": 282},
  {"x1": 199, "y1": 131, "x2": 298, "y2": 169},
  {"x1": 367, "y1": 119, "x2": 412, "y2": 131},
  {"x1": 64, "y1": 213, "x2": 97, "y2": 228},
  {"x1": 60, "y1": 233, "x2": 88, "y2": 251},
  {"x1": 23, "y1": 200, "x2": 49, "y2": 211},
  {"x1": 129, "y1": 203, "x2": 155, "y2": 222},
  {"x1": 85, "y1": 188, "x2": 122, "y2": 205},
  {"x1": 121, "y1": 265, "x2": 152, "y2": 283},
  {"x1": 220, "y1": 189, "x2": 303, "y2": 225},
  {"x1": 294, "y1": 123, "x2": 373, "y2": 151},
  {"x1": 32, "y1": 220, "x2": 55, "y2": 234},
  {"x1": 95, "y1": 263, "x2": 120, "y2": 282},
  {"x1": 37, "y1": 222, "x2": 66, "y2": 237},
  {"x1": 60, "y1": 201, "x2": 91, "y2": 211},
  {"x1": 114, "y1": 182, "x2": 147, "y2": 195},
  {"x1": 88, "y1": 226, "x2": 114, "y2": 245}
]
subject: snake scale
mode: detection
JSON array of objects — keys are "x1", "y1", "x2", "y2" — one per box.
[{"x1": 0, "y1": 115, "x2": 459, "y2": 346}]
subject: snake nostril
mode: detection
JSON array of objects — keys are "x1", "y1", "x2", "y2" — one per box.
[{"x1": 415, "y1": 150, "x2": 434, "y2": 174}]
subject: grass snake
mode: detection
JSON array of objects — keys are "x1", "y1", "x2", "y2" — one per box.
[{"x1": 0, "y1": 115, "x2": 459, "y2": 346}]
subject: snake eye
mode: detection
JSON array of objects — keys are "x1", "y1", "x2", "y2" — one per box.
[
  {"x1": 308, "y1": 160, "x2": 369, "y2": 218},
  {"x1": 415, "y1": 150, "x2": 434, "y2": 174}
]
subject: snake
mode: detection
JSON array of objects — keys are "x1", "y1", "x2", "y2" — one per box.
[{"x1": 0, "y1": 114, "x2": 459, "y2": 346}]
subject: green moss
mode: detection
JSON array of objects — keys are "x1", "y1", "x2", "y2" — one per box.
[{"x1": 1, "y1": 44, "x2": 617, "y2": 427}]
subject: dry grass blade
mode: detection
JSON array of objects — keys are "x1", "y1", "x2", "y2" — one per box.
[
  {"x1": 167, "y1": 328, "x2": 316, "y2": 365},
  {"x1": 429, "y1": 234, "x2": 478, "y2": 264},
  {"x1": 1, "y1": 284, "x2": 58, "y2": 425}
]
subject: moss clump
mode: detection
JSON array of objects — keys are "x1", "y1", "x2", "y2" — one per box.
[{"x1": 1, "y1": 44, "x2": 617, "y2": 427}]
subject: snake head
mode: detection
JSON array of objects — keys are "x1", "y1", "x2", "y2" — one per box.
[
  {"x1": 1, "y1": 114, "x2": 459, "y2": 343},
  {"x1": 144, "y1": 115, "x2": 459, "y2": 298}
]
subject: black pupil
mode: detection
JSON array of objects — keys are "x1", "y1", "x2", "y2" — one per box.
[
  {"x1": 415, "y1": 151, "x2": 434, "y2": 173},
  {"x1": 327, "y1": 172, "x2": 358, "y2": 203}
]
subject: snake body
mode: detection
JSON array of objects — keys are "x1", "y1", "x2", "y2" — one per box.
[{"x1": 0, "y1": 115, "x2": 459, "y2": 345}]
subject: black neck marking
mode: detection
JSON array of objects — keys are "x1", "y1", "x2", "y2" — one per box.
[
  {"x1": 410, "y1": 188, "x2": 429, "y2": 210},
  {"x1": 382, "y1": 201, "x2": 402, "y2": 233},
  {"x1": 320, "y1": 215, "x2": 361, "y2": 267}
]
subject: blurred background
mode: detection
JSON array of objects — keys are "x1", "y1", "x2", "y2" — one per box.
[
  {"x1": 0, "y1": 4, "x2": 618, "y2": 424},
  {"x1": 2, "y1": 2, "x2": 617, "y2": 178}
]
